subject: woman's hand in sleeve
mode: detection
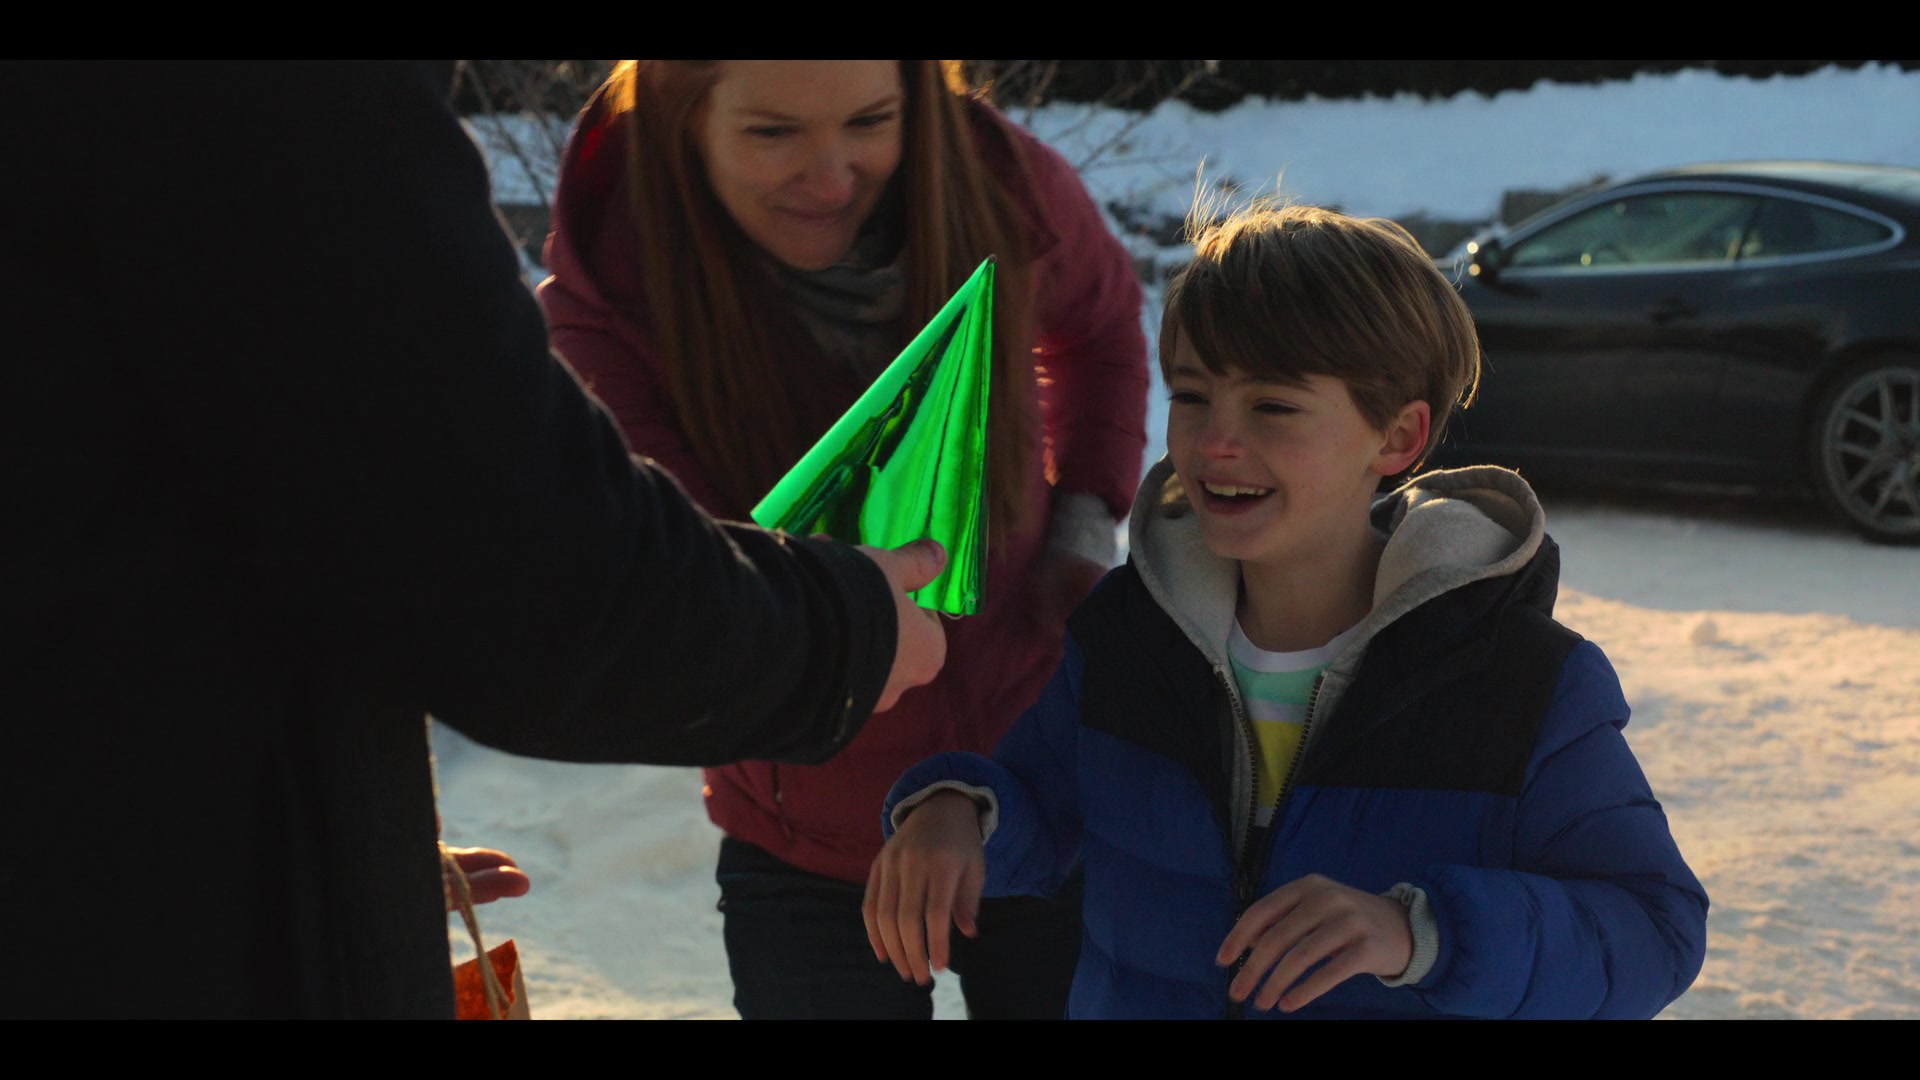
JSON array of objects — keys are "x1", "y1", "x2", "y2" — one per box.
[{"x1": 1032, "y1": 549, "x2": 1108, "y2": 636}]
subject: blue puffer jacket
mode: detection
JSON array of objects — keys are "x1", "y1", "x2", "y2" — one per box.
[{"x1": 884, "y1": 463, "x2": 1708, "y2": 1019}]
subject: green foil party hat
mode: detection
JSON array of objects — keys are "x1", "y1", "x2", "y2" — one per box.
[{"x1": 751, "y1": 257, "x2": 994, "y2": 615}]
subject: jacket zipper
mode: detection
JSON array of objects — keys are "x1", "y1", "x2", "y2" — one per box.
[
  {"x1": 1274, "y1": 671, "x2": 1327, "y2": 829},
  {"x1": 768, "y1": 691, "x2": 853, "y2": 846},
  {"x1": 1217, "y1": 663, "x2": 1259, "y2": 1020},
  {"x1": 1223, "y1": 668, "x2": 1329, "y2": 1020},
  {"x1": 768, "y1": 764, "x2": 794, "y2": 841}
]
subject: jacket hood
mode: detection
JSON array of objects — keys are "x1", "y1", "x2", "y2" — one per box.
[
  {"x1": 541, "y1": 85, "x2": 629, "y2": 305},
  {"x1": 1126, "y1": 456, "x2": 1548, "y2": 678}
]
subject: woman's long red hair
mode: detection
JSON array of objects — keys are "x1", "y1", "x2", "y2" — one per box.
[{"x1": 602, "y1": 60, "x2": 1036, "y2": 538}]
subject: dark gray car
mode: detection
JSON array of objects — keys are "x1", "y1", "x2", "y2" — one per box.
[{"x1": 1436, "y1": 161, "x2": 1920, "y2": 544}]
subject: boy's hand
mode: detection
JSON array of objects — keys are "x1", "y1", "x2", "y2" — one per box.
[
  {"x1": 1216, "y1": 873, "x2": 1413, "y2": 1012},
  {"x1": 861, "y1": 791, "x2": 986, "y2": 985}
]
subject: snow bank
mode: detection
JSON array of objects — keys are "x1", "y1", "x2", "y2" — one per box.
[{"x1": 1030, "y1": 62, "x2": 1920, "y2": 224}]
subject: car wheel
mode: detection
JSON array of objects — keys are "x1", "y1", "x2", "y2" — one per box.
[{"x1": 1810, "y1": 356, "x2": 1920, "y2": 545}]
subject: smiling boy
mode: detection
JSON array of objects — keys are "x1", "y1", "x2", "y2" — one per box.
[{"x1": 862, "y1": 204, "x2": 1708, "y2": 1019}]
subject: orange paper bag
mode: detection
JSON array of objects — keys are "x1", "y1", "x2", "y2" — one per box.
[{"x1": 454, "y1": 938, "x2": 530, "y2": 1020}]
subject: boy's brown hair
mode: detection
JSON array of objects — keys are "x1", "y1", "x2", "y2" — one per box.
[{"x1": 1161, "y1": 203, "x2": 1481, "y2": 470}]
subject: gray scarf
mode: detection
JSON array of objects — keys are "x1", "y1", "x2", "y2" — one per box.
[{"x1": 767, "y1": 187, "x2": 909, "y2": 382}]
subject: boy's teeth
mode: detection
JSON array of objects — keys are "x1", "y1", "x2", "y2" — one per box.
[{"x1": 1204, "y1": 482, "x2": 1272, "y2": 497}]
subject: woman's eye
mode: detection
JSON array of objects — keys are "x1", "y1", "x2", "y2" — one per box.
[
  {"x1": 746, "y1": 125, "x2": 797, "y2": 140},
  {"x1": 850, "y1": 111, "x2": 898, "y2": 130}
]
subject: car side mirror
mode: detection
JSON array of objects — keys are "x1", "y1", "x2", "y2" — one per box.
[{"x1": 1467, "y1": 236, "x2": 1504, "y2": 282}]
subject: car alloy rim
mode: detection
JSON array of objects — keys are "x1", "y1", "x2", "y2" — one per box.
[{"x1": 1823, "y1": 366, "x2": 1920, "y2": 537}]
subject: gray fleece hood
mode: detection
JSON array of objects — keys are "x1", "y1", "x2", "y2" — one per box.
[{"x1": 1126, "y1": 457, "x2": 1549, "y2": 700}]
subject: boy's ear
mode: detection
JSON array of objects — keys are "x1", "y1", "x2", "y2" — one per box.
[{"x1": 1375, "y1": 400, "x2": 1431, "y2": 477}]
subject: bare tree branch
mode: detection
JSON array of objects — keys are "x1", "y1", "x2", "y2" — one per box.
[
  {"x1": 1066, "y1": 61, "x2": 1215, "y2": 173},
  {"x1": 455, "y1": 61, "x2": 611, "y2": 271}
]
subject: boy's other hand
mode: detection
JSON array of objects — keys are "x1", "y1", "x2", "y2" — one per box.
[
  {"x1": 1216, "y1": 873, "x2": 1413, "y2": 1012},
  {"x1": 855, "y1": 539, "x2": 948, "y2": 714},
  {"x1": 861, "y1": 790, "x2": 985, "y2": 986}
]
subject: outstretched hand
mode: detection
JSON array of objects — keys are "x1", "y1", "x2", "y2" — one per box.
[
  {"x1": 856, "y1": 539, "x2": 949, "y2": 714},
  {"x1": 1216, "y1": 873, "x2": 1413, "y2": 1012},
  {"x1": 861, "y1": 791, "x2": 985, "y2": 985},
  {"x1": 444, "y1": 846, "x2": 531, "y2": 911}
]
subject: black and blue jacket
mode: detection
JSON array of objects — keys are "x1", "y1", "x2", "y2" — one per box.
[{"x1": 884, "y1": 462, "x2": 1708, "y2": 1019}]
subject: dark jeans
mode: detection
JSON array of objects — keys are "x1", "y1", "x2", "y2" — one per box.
[{"x1": 716, "y1": 836, "x2": 1084, "y2": 1019}]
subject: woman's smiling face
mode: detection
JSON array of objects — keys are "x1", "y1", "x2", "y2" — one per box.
[
  {"x1": 696, "y1": 60, "x2": 905, "y2": 272},
  {"x1": 1164, "y1": 332, "x2": 1427, "y2": 569}
]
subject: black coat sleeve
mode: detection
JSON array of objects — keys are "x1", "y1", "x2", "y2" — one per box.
[{"x1": 71, "y1": 61, "x2": 896, "y2": 765}]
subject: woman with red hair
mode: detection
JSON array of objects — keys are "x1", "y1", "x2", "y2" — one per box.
[{"x1": 539, "y1": 60, "x2": 1147, "y2": 1019}]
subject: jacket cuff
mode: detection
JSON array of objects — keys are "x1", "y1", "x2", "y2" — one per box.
[
  {"x1": 1046, "y1": 490, "x2": 1120, "y2": 567},
  {"x1": 888, "y1": 780, "x2": 1000, "y2": 842},
  {"x1": 1378, "y1": 883, "x2": 1440, "y2": 987}
]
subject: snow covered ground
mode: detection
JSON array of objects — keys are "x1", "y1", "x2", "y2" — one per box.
[
  {"x1": 1545, "y1": 488, "x2": 1919, "y2": 1019},
  {"x1": 440, "y1": 64, "x2": 1920, "y2": 1019}
]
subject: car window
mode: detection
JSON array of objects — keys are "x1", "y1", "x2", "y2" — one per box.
[
  {"x1": 1738, "y1": 198, "x2": 1894, "y2": 260},
  {"x1": 1506, "y1": 192, "x2": 1761, "y2": 270}
]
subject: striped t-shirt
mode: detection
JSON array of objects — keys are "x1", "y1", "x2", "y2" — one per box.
[{"x1": 1229, "y1": 619, "x2": 1364, "y2": 827}]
